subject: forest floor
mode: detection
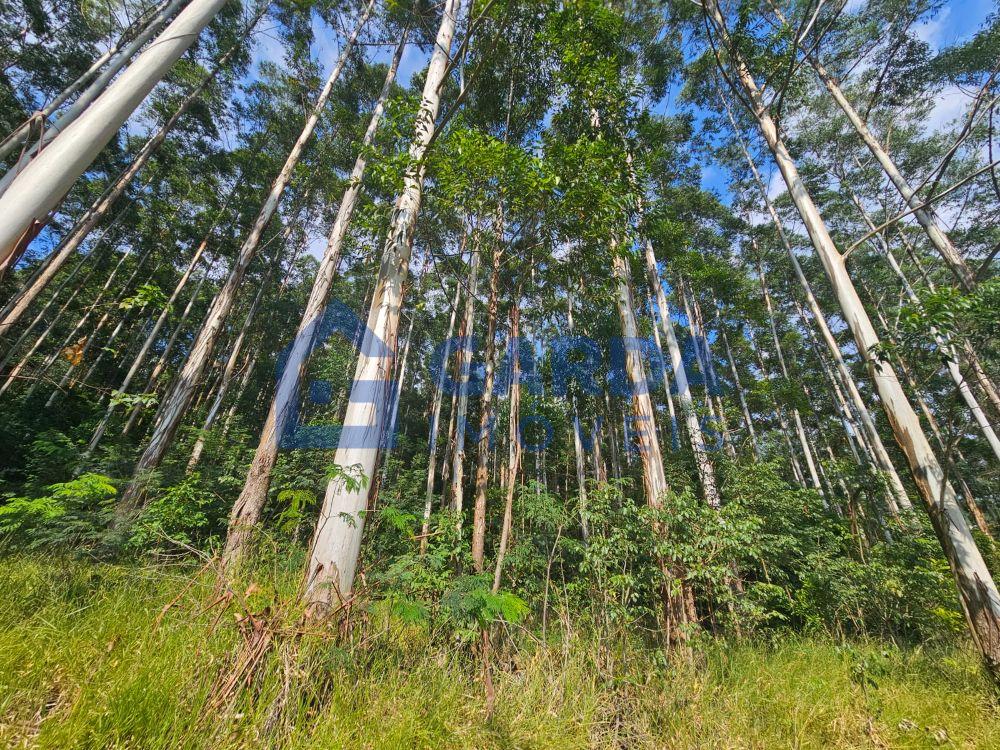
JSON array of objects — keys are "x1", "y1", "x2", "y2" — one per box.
[{"x1": 0, "y1": 555, "x2": 996, "y2": 750}]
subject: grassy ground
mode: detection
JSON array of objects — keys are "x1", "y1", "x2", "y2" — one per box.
[{"x1": 0, "y1": 556, "x2": 996, "y2": 749}]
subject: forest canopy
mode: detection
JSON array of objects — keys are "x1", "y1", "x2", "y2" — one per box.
[{"x1": 0, "y1": 0, "x2": 999, "y2": 746}]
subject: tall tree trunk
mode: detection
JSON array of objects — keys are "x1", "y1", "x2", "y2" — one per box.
[
  {"x1": 0, "y1": 0, "x2": 231, "y2": 263},
  {"x1": 613, "y1": 251, "x2": 689, "y2": 646},
  {"x1": 421, "y1": 278, "x2": 462, "y2": 553},
  {"x1": 0, "y1": 27, "x2": 255, "y2": 336},
  {"x1": 567, "y1": 287, "x2": 592, "y2": 538},
  {"x1": 707, "y1": 0, "x2": 1000, "y2": 677},
  {"x1": 119, "y1": 259, "x2": 215, "y2": 438},
  {"x1": 449, "y1": 247, "x2": 481, "y2": 528},
  {"x1": 223, "y1": 32, "x2": 407, "y2": 565},
  {"x1": 794, "y1": 41, "x2": 979, "y2": 292},
  {"x1": 755, "y1": 255, "x2": 825, "y2": 496},
  {"x1": 492, "y1": 300, "x2": 522, "y2": 592},
  {"x1": 732, "y1": 129, "x2": 913, "y2": 510},
  {"x1": 472, "y1": 246, "x2": 502, "y2": 571},
  {"x1": 117, "y1": 1, "x2": 375, "y2": 511},
  {"x1": 302, "y1": 0, "x2": 460, "y2": 612},
  {"x1": 642, "y1": 239, "x2": 721, "y2": 508},
  {"x1": 187, "y1": 269, "x2": 273, "y2": 471},
  {"x1": 0, "y1": 0, "x2": 187, "y2": 169},
  {"x1": 86, "y1": 236, "x2": 209, "y2": 449},
  {"x1": 717, "y1": 313, "x2": 759, "y2": 458},
  {"x1": 847, "y1": 192, "x2": 1000, "y2": 462}
]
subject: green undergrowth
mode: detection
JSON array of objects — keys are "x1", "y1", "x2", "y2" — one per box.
[{"x1": 0, "y1": 555, "x2": 995, "y2": 749}]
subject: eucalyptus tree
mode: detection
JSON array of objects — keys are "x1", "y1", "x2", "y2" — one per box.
[
  {"x1": 692, "y1": 0, "x2": 1000, "y2": 678},
  {"x1": 0, "y1": 9, "x2": 262, "y2": 338},
  {"x1": 0, "y1": 0, "x2": 240, "y2": 264},
  {"x1": 118, "y1": 0, "x2": 376, "y2": 510},
  {"x1": 303, "y1": 0, "x2": 463, "y2": 612},
  {"x1": 226, "y1": 25, "x2": 411, "y2": 564}
]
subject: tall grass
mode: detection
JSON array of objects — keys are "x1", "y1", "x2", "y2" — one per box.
[{"x1": 0, "y1": 555, "x2": 995, "y2": 749}]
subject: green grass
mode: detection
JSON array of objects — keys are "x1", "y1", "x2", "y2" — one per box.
[{"x1": 0, "y1": 555, "x2": 995, "y2": 749}]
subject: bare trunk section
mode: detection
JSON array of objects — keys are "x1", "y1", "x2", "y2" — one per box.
[
  {"x1": 0, "y1": 0, "x2": 187, "y2": 173},
  {"x1": 755, "y1": 255, "x2": 825, "y2": 497},
  {"x1": 733, "y1": 131, "x2": 913, "y2": 510},
  {"x1": 302, "y1": 0, "x2": 460, "y2": 612},
  {"x1": 613, "y1": 252, "x2": 689, "y2": 645},
  {"x1": 472, "y1": 247, "x2": 502, "y2": 571},
  {"x1": 492, "y1": 300, "x2": 522, "y2": 592},
  {"x1": 449, "y1": 247, "x2": 481, "y2": 528},
  {"x1": 848, "y1": 193, "x2": 1000, "y2": 463},
  {"x1": 0, "y1": 26, "x2": 255, "y2": 337},
  {"x1": 421, "y1": 278, "x2": 462, "y2": 553},
  {"x1": 642, "y1": 239, "x2": 721, "y2": 508}
]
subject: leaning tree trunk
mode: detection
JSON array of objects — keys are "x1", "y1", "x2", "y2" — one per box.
[
  {"x1": 755, "y1": 255, "x2": 825, "y2": 497},
  {"x1": 732, "y1": 130, "x2": 913, "y2": 510},
  {"x1": 117, "y1": 1, "x2": 375, "y2": 512},
  {"x1": 0, "y1": 24, "x2": 257, "y2": 337},
  {"x1": 0, "y1": 0, "x2": 187, "y2": 171},
  {"x1": 188, "y1": 269, "x2": 273, "y2": 471},
  {"x1": 847, "y1": 191, "x2": 1000, "y2": 463},
  {"x1": 222, "y1": 32, "x2": 407, "y2": 566},
  {"x1": 302, "y1": 0, "x2": 461, "y2": 613},
  {"x1": 0, "y1": 0, "x2": 231, "y2": 263},
  {"x1": 707, "y1": 0, "x2": 1000, "y2": 678}
]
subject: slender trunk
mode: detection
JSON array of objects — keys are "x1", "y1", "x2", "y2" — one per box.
[
  {"x1": 567, "y1": 290, "x2": 592, "y2": 539},
  {"x1": 0, "y1": 31, "x2": 253, "y2": 337},
  {"x1": 849, "y1": 193, "x2": 1000, "y2": 462},
  {"x1": 613, "y1": 252, "x2": 689, "y2": 646},
  {"x1": 450, "y1": 247, "x2": 481, "y2": 527},
  {"x1": 302, "y1": 0, "x2": 460, "y2": 612},
  {"x1": 0, "y1": 259, "x2": 102, "y2": 394},
  {"x1": 756, "y1": 256, "x2": 825, "y2": 496},
  {"x1": 0, "y1": 0, "x2": 231, "y2": 262},
  {"x1": 800, "y1": 49, "x2": 979, "y2": 292},
  {"x1": 472, "y1": 247, "x2": 502, "y2": 571},
  {"x1": 708, "y1": 0, "x2": 1000, "y2": 676},
  {"x1": 718, "y1": 319, "x2": 759, "y2": 458},
  {"x1": 119, "y1": 259, "x2": 214, "y2": 437},
  {"x1": 118, "y1": 2, "x2": 374, "y2": 511},
  {"x1": 223, "y1": 32, "x2": 406, "y2": 564},
  {"x1": 86, "y1": 237, "x2": 208, "y2": 449},
  {"x1": 0, "y1": 0, "x2": 187, "y2": 170},
  {"x1": 187, "y1": 273, "x2": 272, "y2": 471},
  {"x1": 421, "y1": 278, "x2": 462, "y2": 553},
  {"x1": 642, "y1": 239, "x2": 721, "y2": 508},
  {"x1": 732, "y1": 128, "x2": 913, "y2": 510}
]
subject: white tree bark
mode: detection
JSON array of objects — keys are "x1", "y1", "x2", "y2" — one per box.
[
  {"x1": 0, "y1": 29, "x2": 253, "y2": 337},
  {"x1": 642, "y1": 239, "x2": 721, "y2": 508},
  {"x1": 449, "y1": 247, "x2": 481, "y2": 527},
  {"x1": 222, "y1": 32, "x2": 407, "y2": 564},
  {"x1": 0, "y1": 0, "x2": 227, "y2": 263},
  {"x1": 303, "y1": 0, "x2": 461, "y2": 611},
  {"x1": 0, "y1": 0, "x2": 186, "y2": 169},
  {"x1": 421, "y1": 278, "x2": 462, "y2": 553}
]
